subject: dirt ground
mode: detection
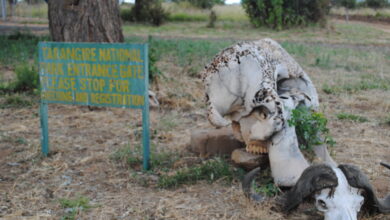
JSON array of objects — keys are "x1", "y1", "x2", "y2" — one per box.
[{"x1": 0, "y1": 20, "x2": 390, "y2": 220}]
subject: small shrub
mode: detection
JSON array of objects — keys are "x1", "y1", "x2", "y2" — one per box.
[
  {"x1": 13, "y1": 65, "x2": 40, "y2": 93},
  {"x1": 130, "y1": 0, "x2": 169, "y2": 26},
  {"x1": 288, "y1": 106, "x2": 336, "y2": 153},
  {"x1": 59, "y1": 196, "x2": 93, "y2": 220},
  {"x1": 242, "y1": 0, "x2": 330, "y2": 29},
  {"x1": 336, "y1": 113, "x2": 368, "y2": 122},
  {"x1": 207, "y1": 10, "x2": 217, "y2": 28},
  {"x1": 0, "y1": 64, "x2": 40, "y2": 94},
  {"x1": 250, "y1": 168, "x2": 280, "y2": 197},
  {"x1": 120, "y1": 8, "x2": 133, "y2": 21}
]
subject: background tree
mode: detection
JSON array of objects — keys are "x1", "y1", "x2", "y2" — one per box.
[
  {"x1": 337, "y1": 0, "x2": 356, "y2": 22},
  {"x1": 48, "y1": 0, "x2": 124, "y2": 42},
  {"x1": 366, "y1": 0, "x2": 387, "y2": 10}
]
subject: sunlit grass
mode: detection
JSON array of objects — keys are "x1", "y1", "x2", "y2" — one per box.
[
  {"x1": 331, "y1": 7, "x2": 390, "y2": 18},
  {"x1": 13, "y1": 2, "x2": 47, "y2": 19}
]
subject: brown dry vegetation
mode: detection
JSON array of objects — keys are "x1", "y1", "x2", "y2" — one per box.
[{"x1": 0, "y1": 6, "x2": 390, "y2": 220}]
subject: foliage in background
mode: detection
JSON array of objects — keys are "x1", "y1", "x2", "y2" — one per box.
[
  {"x1": 334, "y1": 0, "x2": 356, "y2": 21},
  {"x1": 147, "y1": 36, "x2": 163, "y2": 81},
  {"x1": 125, "y1": 0, "x2": 168, "y2": 26},
  {"x1": 242, "y1": 0, "x2": 330, "y2": 29},
  {"x1": 172, "y1": 0, "x2": 225, "y2": 9},
  {"x1": 366, "y1": 0, "x2": 388, "y2": 9},
  {"x1": 288, "y1": 106, "x2": 336, "y2": 153}
]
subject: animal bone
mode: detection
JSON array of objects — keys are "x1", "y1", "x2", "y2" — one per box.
[
  {"x1": 267, "y1": 92, "x2": 310, "y2": 186},
  {"x1": 203, "y1": 39, "x2": 390, "y2": 219},
  {"x1": 148, "y1": 90, "x2": 159, "y2": 108},
  {"x1": 202, "y1": 38, "x2": 319, "y2": 154},
  {"x1": 284, "y1": 164, "x2": 390, "y2": 219}
]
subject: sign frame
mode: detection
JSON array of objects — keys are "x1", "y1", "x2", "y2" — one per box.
[{"x1": 38, "y1": 42, "x2": 150, "y2": 170}]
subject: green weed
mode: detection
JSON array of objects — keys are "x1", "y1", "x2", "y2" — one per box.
[
  {"x1": 157, "y1": 158, "x2": 244, "y2": 189},
  {"x1": 288, "y1": 106, "x2": 335, "y2": 154},
  {"x1": 336, "y1": 113, "x2": 368, "y2": 122},
  {"x1": 110, "y1": 144, "x2": 179, "y2": 171},
  {"x1": 13, "y1": 65, "x2": 39, "y2": 93},
  {"x1": 59, "y1": 196, "x2": 92, "y2": 220},
  {"x1": 322, "y1": 84, "x2": 339, "y2": 95},
  {"x1": 250, "y1": 168, "x2": 280, "y2": 197},
  {"x1": 314, "y1": 53, "x2": 331, "y2": 69}
]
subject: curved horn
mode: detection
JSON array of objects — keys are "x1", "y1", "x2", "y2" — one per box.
[
  {"x1": 283, "y1": 164, "x2": 338, "y2": 212},
  {"x1": 242, "y1": 167, "x2": 264, "y2": 202},
  {"x1": 338, "y1": 164, "x2": 390, "y2": 214},
  {"x1": 380, "y1": 162, "x2": 390, "y2": 170}
]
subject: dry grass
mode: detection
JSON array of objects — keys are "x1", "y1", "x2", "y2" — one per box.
[{"x1": 1, "y1": 11, "x2": 390, "y2": 220}]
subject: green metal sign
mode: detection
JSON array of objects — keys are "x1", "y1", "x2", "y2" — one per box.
[{"x1": 38, "y1": 42, "x2": 150, "y2": 170}]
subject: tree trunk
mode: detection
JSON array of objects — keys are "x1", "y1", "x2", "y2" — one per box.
[{"x1": 48, "y1": 0, "x2": 124, "y2": 42}]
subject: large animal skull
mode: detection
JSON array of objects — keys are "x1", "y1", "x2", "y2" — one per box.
[
  {"x1": 283, "y1": 164, "x2": 390, "y2": 219},
  {"x1": 202, "y1": 39, "x2": 319, "y2": 155}
]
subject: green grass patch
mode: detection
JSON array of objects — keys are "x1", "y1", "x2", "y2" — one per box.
[
  {"x1": 0, "y1": 64, "x2": 40, "y2": 94},
  {"x1": 250, "y1": 168, "x2": 280, "y2": 197},
  {"x1": 336, "y1": 113, "x2": 368, "y2": 122},
  {"x1": 0, "y1": 95, "x2": 33, "y2": 108},
  {"x1": 126, "y1": 36, "x2": 233, "y2": 76},
  {"x1": 59, "y1": 196, "x2": 93, "y2": 220},
  {"x1": 110, "y1": 144, "x2": 180, "y2": 171},
  {"x1": 157, "y1": 158, "x2": 244, "y2": 189},
  {"x1": 0, "y1": 33, "x2": 48, "y2": 66},
  {"x1": 168, "y1": 13, "x2": 208, "y2": 22},
  {"x1": 323, "y1": 79, "x2": 390, "y2": 95}
]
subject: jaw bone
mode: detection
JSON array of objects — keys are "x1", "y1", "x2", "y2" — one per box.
[{"x1": 246, "y1": 140, "x2": 270, "y2": 154}]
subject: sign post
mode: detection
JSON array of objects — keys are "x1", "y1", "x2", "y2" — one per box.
[
  {"x1": 38, "y1": 42, "x2": 150, "y2": 170},
  {"x1": 1, "y1": 0, "x2": 6, "y2": 21}
]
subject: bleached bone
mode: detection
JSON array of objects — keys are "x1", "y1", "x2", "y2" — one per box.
[
  {"x1": 202, "y1": 38, "x2": 318, "y2": 154},
  {"x1": 268, "y1": 93, "x2": 310, "y2": 187},
  {"x1": 148, "y1": 90, "x2": 159, "y2": 108}
]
